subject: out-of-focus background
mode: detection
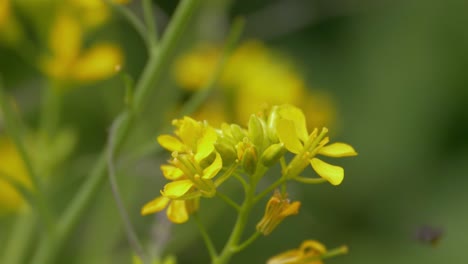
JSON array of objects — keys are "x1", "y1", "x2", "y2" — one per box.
[{"x1": 1, "y1": 0, "x2": 468, "y2": 263}]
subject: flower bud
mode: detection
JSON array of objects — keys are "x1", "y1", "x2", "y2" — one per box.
[
  {"x1": 248, "y1": 114, "x2": 265, "y2": 148},
  {"x1": 236, "y1": 140, "x2": 258, "y2": 175},
  {"x1": 214, "y1": 141, "x2": 237, "y2": 165},
  {"x1": 260, "y1": 143, "x2": 286, "y2": 167}
]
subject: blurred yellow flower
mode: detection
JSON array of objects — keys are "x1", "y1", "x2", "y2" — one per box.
[
  {"x1": 172, "y1": 40, "x2": 336, "y2": 129},
  {"x1": 40, "y1": 12, "x2": 123, "y2": 83},
  {"x1": 0, "y1": 0, "x2": 23, "y2": 45},
  {"x1": 0, "y1": 136, "x2": 31, "y2": 214}
]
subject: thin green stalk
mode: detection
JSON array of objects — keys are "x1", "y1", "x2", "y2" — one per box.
[
  {"x1": 107, "y1": 114, "x2": 149, "y2": 263},
  {"x1": 216, "y1": 192, "x2": 241, "y2": 212},
  {"x1": 253, "y1": 176, "x2": 287, "y2": 204},
  {"x1": 193, "y1": 214, "x2": 218, "y2": 260},
  {"x1": 106, "y1": 0, "x2": 149, "y2": 48},
  {"x1": 232, "y1": 231, "x2": 261, "y2": 253},
  {"x1": 29, "y1": 1, "x2": 202, "y2": 263},
  {"x1": 142, "y1": 0, "x2": 158, "y2": 47},
  {"x1": 1, "y1": 212, "x2": 36, "y2": 264},
  {"x1": 134, "y1": 0, "x2": 201, "y2": 112},
  {"x1": 213, "y1": 166, "x2": 268, "y2": 264},
  {"x1": 293, "y1": 176, "x2": 326, "y2": 184}
]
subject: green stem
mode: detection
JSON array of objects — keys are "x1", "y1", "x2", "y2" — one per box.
[
  {"x1": 142, "y1": 0, "x2": 158, "y2": 47},
  {"x1": 134, "y1": 0, "x2": 201, "y2": 112},
  {"x1": 253, "y1": 176, "x2": 287, "y2": 204},
  {"x1": 216, "y1": 192, "x2": 241, "y2": 212},
  {"x1": 106, "y1": 0, "x2": 149, "y2": 49},
  {"x1": 193, "y1": 214, "x2": 218, "y2": 260},
  {"x1": 293, "y1": 176, "x2": 326, "y2": 184},
  {"x1": 232, "y1": 231, "x2": 261, "y2": 253},
  {"x1": 1, "y1": 212, "x2": 36, "y2": 264},
  {"x1": 213, "y1": 166, "x2": 267, "y2": 264},
  {"x1": 29, "y1": 1, "x2": 201, "y2": 263},
  {"x1": 107, "y1": 114, "x2": 149, "y2": 263}
]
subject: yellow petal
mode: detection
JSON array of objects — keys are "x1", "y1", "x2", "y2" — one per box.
[
  {"x1": 277, "y1": 104, "x2": 309, "y2": 143},
  {"x1": 280, "y1": 201, "x2": 301, "y2": 217},
  {"x1": 277, "y1": 119, "x2": 303, "y2": 154},
  {"x1": 167, "y1": 200, "x2": 189, "y2": 223},
  {"x1": 318, "y1": 142, "x2": 357, "y2": 157},
  {"x1": 202, "y1": 152, "x2": 222, "y2": 179},
  {"x1": 177, "y1": 116, "x2": 200, "y2": 149},
  {"x1": 141, "y1": 196, "x2": 169, "y2": 216},
  {"x1": 157, "y1": 135, "x2": 185, "y2": 152},
  {"x1": 310, "y1": 158, "x2": 344, "y2": 186},
  {"x1": 49, "y1": 13, "x2": 82, "y2": 64},
  {"x1": 71, "y1": 44, "x2": 123, "y2": 82},
  {"x1": 162, "y1": 180, "x2": 194, "y2": 199},
  {"x1": 195, "y1": 126, "x2": 217, "y2": 162},
  {"x1": 160, "y1": 165, "x2": 184, "y2": 180}
]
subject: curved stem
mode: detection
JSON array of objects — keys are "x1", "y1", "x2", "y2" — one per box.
[
  {"x1": 232, "y1": 231, "x2": 261, "y2": 253},
  {"x1": 106, "y1": 0, "x2": 149, "y2": 48},
  {"x1": 193, "y1": 214, "x2": 218, "y2": 260},
  {"x1": 107, "y1": 114, "x2": 149, "y2": 263}
]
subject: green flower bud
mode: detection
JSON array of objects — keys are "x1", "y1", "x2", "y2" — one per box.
[
  {"x1": 214, "y1": 141, "x2": 237, "y2": 165},
  {"x1": 248, "y1": 114, "x2": 265, "y2": 148},
  {"x1": 230, "y1": 124, "x2": 246, "y2": 142},
  {"x1": 260, "y1": 143, "x2": 285, "y2": 167},
  {"x1": 236, "y1": 140, "x2": 258, "y2": 175}
]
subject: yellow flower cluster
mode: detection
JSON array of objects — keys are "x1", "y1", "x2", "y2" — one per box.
[
  {"x1": 142, "y1": 104, "x2": 357, "y2": 225},
  {"x1": 0, "y1": 0, "x2": 124, "y2": 84},
  {"x1": 173, "y1": 41, "x2": 336, "y2": 129},
  {"x1": 39, "y1": 0, "x2": 124, "y2": 83}
]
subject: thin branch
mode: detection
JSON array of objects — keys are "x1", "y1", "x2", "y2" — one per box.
[
  {"x1": 216, "y1": 192, "x2": 241, "y2": 212},
  {"x1": 232, "y1": 231, "x2": 261, "y2": 253},
  {"x1": 193, "y1": 214, "x2": 218, "y2": 259},
  {"x1": 107, "y1": 113, "x2": 149, "y2": 264},
  {"x1": 142, "y1": 0, "x2": 159, "y2": 48}
]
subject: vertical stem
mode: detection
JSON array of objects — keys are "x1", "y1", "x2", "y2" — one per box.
[
  {"x1": 213, "y1": 166, "x2": 267, "y2": 264},
  {"x1": 1, "y1": 212, "x2": 36, "y2": 264}
]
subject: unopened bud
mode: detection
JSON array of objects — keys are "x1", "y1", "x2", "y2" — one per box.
[
  {"x1": 248, "y1": 114, "x2": 266, "y2": 147},
  {"x1": 260, "y1": 143, "x2": 286, "y2": 167}
]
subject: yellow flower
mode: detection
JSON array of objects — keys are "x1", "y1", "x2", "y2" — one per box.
[
  {"x1": 0, "y1": 136, "x2": 31, "y2": 214},
  {"x1": 40, "y1": 11, "x2": 123, "y2": 83},
  {"x1": 173, "y1": 44, "x2": 220, "y2": 91},
  {"x1": 267, "y1": 240, "x2": 327, "y2": 264},
  {"x1": 274, "y1": 105, "x2": 357, "y2": 185},
  {"x1": 256, "y1": 190, "x2": 300, "y2": 235},
  {"x1": 142, "y1": 117, "x2": 224, "y2": 223},
  {"x1": 141, "y1": 196, "x2": 199, "y2": 224}
]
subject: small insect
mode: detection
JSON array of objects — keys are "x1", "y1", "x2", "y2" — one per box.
[{"x1": 413, "y1": 225, "x2": 444, "y2": 247}]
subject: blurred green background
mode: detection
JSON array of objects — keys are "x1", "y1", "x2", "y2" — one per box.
[{"x1": 1, "y1": 0, "x2": 468, "y2": 263}]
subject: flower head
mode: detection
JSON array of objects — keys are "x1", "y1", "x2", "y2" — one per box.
[
  {"x1": 142, "y1": 117, "x2": 223, "y2": 223},
  {"x1": 256, "y1": 190, "x2": 301, "y2": 235},
  {"x1": 272, "y1": 105, "x2": 357, "y2": 185}
]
